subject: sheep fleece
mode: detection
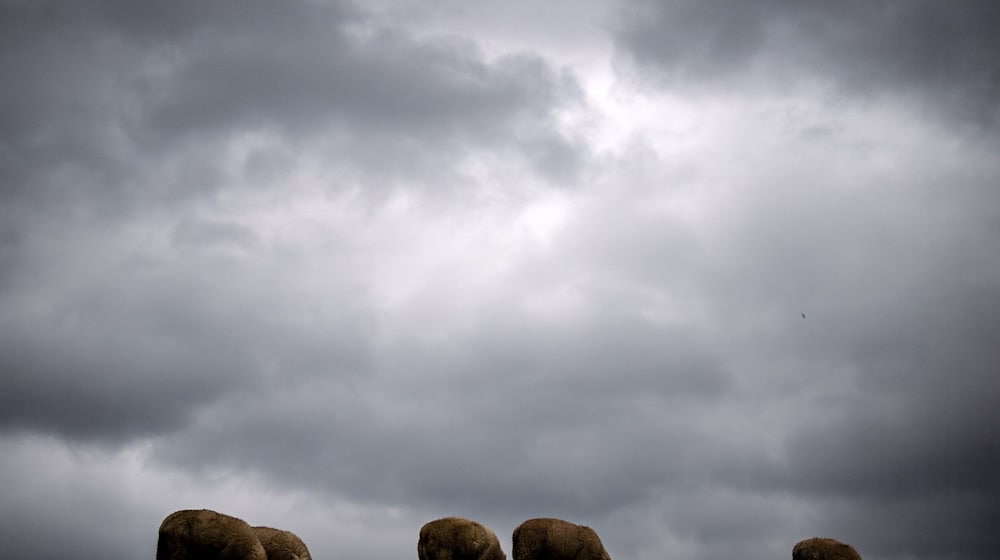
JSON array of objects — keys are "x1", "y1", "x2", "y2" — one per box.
[
  {"x1": 157, "y1": 509, "x2": 267, "y2": 560},
  {"x1": 253, "y1": 526, "x2": 313, "y2": 560},
  {"x1": 512, "y1": 518, "x2": 611, "y2": 560},
  {"x1": 793, "y1": 537, "x2": 862, "y2": 560},
  {"x1": 418, "y1": 517, "x2": 507, "y2": 560}
]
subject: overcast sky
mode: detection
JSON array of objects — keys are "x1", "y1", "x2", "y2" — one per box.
[{"x1": 1, "y1": 2, "x2": 998, "y2": 560}]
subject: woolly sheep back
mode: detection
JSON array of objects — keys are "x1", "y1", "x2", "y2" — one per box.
[
  {"x1": 253, "y1": 526, "x2": 313, "y2": 560},
  {"x1": 157, "y1": 509, "x2": 267, "y2": 560},
  {"x1": 418, "y1": 516, "x2": 507, "y2": 560},
  {"x1": 793, "y1": 537, "x2": 862, "y2": 560},
  {"x1": 512, "y1": 518, "x2": 611, "y2": 560}
]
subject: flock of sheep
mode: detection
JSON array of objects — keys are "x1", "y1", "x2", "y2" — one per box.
[
  {"x1": 157, "y1": 509, "x2": 310, "y2": 560},
  {"x1": 156, "y1": 509, "x2": 862, "y2": 560}
]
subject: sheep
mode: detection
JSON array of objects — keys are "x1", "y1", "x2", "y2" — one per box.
[
  {"x1": 418, "y1": 516, "x2": 507, "y2": 560},
  {"x1": 253, "y1": 526, "x2": 313, "y2": 560},
  {"x1": 157, "y1": 509, "x2": 267, "y2": 560},
  {"x1": 792, "y1": 537, "x2": 862, "y2": 560},
  {"x1": 512, "y1": 518, "x2": 611, "y2": 560}
]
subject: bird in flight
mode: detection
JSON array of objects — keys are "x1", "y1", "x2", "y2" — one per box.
[{"x1": 801, "y1": 313, "x2": 806, "y2": 319}]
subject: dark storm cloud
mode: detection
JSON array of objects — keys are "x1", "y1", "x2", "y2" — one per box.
[
  {"x1": 0, "y1": 0, "x2": 581, "y2": 441},
  {"x1": 2, "y1": 2, "x2": 999, "y2": 560},
  {"x1": 510, "y1": 121, "x2": 999, "y2": 559},
  {"x1": 0, "y1": 233, "x2": 376, "y2": 441},
  {"x1": 151, "y1": 308, "x2": 737, "y2": 516},
  {"x1": 0, "y1": 0, "x2": 583, "y2": 220},
  {"x1": 777, "y1": 290, "x2": 1000, "y2": 556},
  {"x1": 614, "y1": 0, "x2": 1000, "y2": 127}
]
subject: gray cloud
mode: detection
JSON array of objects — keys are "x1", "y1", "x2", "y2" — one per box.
[
  {"x1": 0, "y1": 234, "x2": 376, "y2": 441},
  {"x1": 148, "y1": 308, "x2": 735, "y2": 513},
  {"x1": 1, "y1": 2, "x2": 998, "y2": 560},
  {"x1": 776, "y1": 290, "x2": 1000, "y2": 555},
  {"x1": 0, "y1": 0, "x2": 584, "y2": 224},
  {"x1": 0, "y1": 0, "x2": 580, "y2": 441},
  {"x1": 614, "y1": 0, "x2": 1000, "y2": 128}
]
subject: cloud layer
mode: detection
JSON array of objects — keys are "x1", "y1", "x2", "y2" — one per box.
[{"x1": 1, "y1": 2, "x2": 998, "y2": 560}]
